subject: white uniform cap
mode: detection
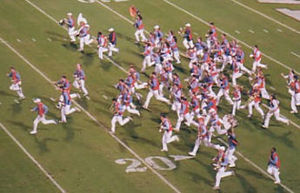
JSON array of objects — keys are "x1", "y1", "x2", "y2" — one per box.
[
  {"x1": 154, "y1": 25, "x2": 159, "y2": 29},
  {"x1": 33, "y1": 98, "x2": 41, "y2": 103},
  {"x1": 67, "y1": 12, "x2": 72, "y2": 16},
  {"x1": 185, "y1": 23, "x2": 191, "y2": 27},
  {"x1": 108, "y1": 28, "x2": 114, "y2": 32}
]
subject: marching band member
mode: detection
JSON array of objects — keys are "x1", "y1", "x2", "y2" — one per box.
[
  {"x1": 141, "y1": 42, "x2": 154, "y2": 72},
  {"x1": 182, "y1": 23, "x2": 194, "y2": 49},
  {"x1": 60, "y1": 88, "x2": 80, "y2": 123},
  {"x1": 59, "y1": 13, "x2": 77, "y2": 42},
  {"x1": 171, "y1": 84, "x2": 182, "y2": 118},
  {"x1": 7, "y1": 67, "x2": 25, "y2": 100},
  {"x1": 77, "y1": 21, "x2": 94, "y2": 52},
  {"x1": 108, "y1": 28, "x2": 119, "y2": 57},
  {"x1": 250, "y1": 45, "x2": 267, "y2": 72},
  {"x1": 267, "y1": 147, "x2": 281, "y2": 184},
  {"x1": 216, "y1": 74, "x2": 233, "y2": 105},
  {"x1": 73, "y1": 64, "x2": 89, "y2": 98},
  {"x1": 143, "y1": 72, "x2": 171, "y2": 109},
  {"x1": 263, "y1": 94, "x2": 289, "y2": 128},
  {"x1": 232, "y1": 85, "x2": 242, "y2": 116},
  {"x1": 97, "y1": 32, "x2": 108, "y2": 60},
  {"x1": 247, "y1": 85, "x2": 265, "y2": 120},
  {"x1": 225, "y1": 129, "x2": 238, "y2": 168},
  {"x1": 134, "y1": 15, "x2": 147, "y2": 43},
  {"x1": 290, "y1": 75, "x2": 300, "y2": 113},
  {"x1": 30, "y1": 98, "x2": 56, "y2": 134},
  {"x1": 111, "y1": 98, "x2": 132, "y2": 133},
  {"x1": 175, "y1": 96, "x2": 198, "y2": 131},
  {"x1": 213, "y1": 154, "x2": 235, "y2": 190},
  {"x1": 159, "y1": 114, "x2": 179, "y2": 152}
]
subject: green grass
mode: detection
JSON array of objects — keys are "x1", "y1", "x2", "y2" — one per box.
[{"x1": 0, "y1": 0, "x2": 299, "y2": 193}]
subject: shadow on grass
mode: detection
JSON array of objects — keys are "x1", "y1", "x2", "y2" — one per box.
[{"x1": 33, "y1": 137, "x2": 58, "y2": 154}]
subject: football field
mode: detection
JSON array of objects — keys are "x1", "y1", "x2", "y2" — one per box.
[{"x1": 0, "y1": 0, "x2": 300, "y2": 193}]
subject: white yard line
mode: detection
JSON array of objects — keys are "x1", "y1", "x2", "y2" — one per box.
[
  {"x1": 0, "y1": 122, "x2": 66, "y2": 193},
  {"x1": 0, "y1": 9, "x2": 180, "y2": 192},
  {"x1": 230, "y1": 0, "x2": 300, "y2": 34},
  {"x1": 163, "y1": 0, "x2": 299, "y2": 74},
  {"x1": 291, "y1": 51, "x2": 300, "y2": 59},
  {"x1": 248, "y1": 29, "x2": 255, "y2": 34}
]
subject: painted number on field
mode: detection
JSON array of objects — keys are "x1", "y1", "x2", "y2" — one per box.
[
  {"x1": 115, "y1": 158, "x2": 147, "y2": 173},
  {"x1": 115, "y1": 156, "x2": 176, "y2": 173},
  {"x1": 77, "y1": 0, "x2": 128, "y2": 3}
]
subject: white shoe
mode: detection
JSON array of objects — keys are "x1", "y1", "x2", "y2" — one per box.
[
  {"x1": 247, "y1": 114, "x2": 252, "y2": 118},
  {"x1": 59, "y1": 120, "x2": 67, "y2": 123},
  {"x1": 290, "y1": 110, "x2": 297, "y2": 114},
  {"x1": 137, "y1": 112, "x2": 141, "y2": 117},
  {"x1": 188, "y1": 152, "x2": 196, "y2": 156},
  {"x1": 161, "y1": 149, "x2": 168, "y2": 152},
  {"x1": 262, "y1": 125, "x2": 268, "y2": 129},
  {"x1": 30, "y1": 130, "x2": 37, "y2": 135},
  {"x1": 274, "y1": 181, "x2": 280, "y2": 184},
  {"x1": 128, "y1": 116, "x2": 133, "y2": 121},
  {"x1": 175, "y1": 136, "x2": 180, "y2": 142},
  {"x1": 229, "y1": 163, "x2": 236, "y2": 168},
  {"x1": 213, "y1": 186, "x2": 220, "y2": 190},
  {"x1": 77, "y1": 93, "x2": 81, "y2": 99}
]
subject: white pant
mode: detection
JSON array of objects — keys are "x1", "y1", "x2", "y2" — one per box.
[
  {"x1": 260, "y1": 87, "x2": 270, "y2": 99},
  {"x1": 73, "y1": 79, "x2": 88, "y2": 96},
  {"x1": 172, "y1": 50, "x2": 180, "y2": 63},
  {"x1": 232, "y1": 72, "x2": 243, "y2": 86},
  {"x1": 291, "y1": 93, "x2": 300, "y2": 112},
  {"x1": 135, "y1": 29, "x2": 146, "y2": 42},
  {"x1": 98, "y1": 46, "x2": 108, "y2": 60},
  {"x1": 252, "y1": 59, "x2": 267, "y2": 72},
  {"x1": 267, "y1": 165, "x2": 280, "y2": 183},
  {"x1": 125, "y1": 105, "x2": 140, "y2": 116},
  {"x1": 210, "y1": 125, "x2": 228, "y2": 136},
  {"x1": 68, "y1": 27, "x2": 77, "y2": 42},
  {"x1": 79, "y1": 35, "x2": 93, "y2": 51},
  {"x1": 175, "y1": 113, "x2": 198, "y2": 131},
  {"x1": 111, "y1": 115, "x2": 130, "y2": 133},
  {"x1": 232, "y1": 100, "x2": 241, "y2": 116},
  {"x1": 162, "y1": 131, "x2": 178, "y2": 151},
  {"x1": 108, "y1": 43, "x2": 119, "y2": 57},
  {"x1": 225, "y1": 148, "x2": 237, "y2": 166},
  {"x1": 9, "y1": 82, "x2": 25, "y2": 98},
  {"x1": 32, "y1": 115, "x2": 56, "y2": 133},
  {"x1": 215, "y1": 166, "x2": 234, "y2": 187},
  {"x1": 61, "y1": 104, "x2": 77, "y2": 122},
  {"x1": 143, "y1": 89, "x2": 170, "y2": 109},
  {"x1": 183, "y1": 39, "x2": 194, "y2": 49},
  {"x1": 263, "y1": 109, "x2": 289, "y2": 128},
  {"x1": 190, "y1": 137, "x2": 218, "y2": 155},
  {"x1": 248, "y1": 101, "x2": 264, "y2": 118},
  {"x1": 221, "y1": 55, "x2": 232, "y2": 71},
  {"x1": 134, "y1": 82, "x2": 147, "y2": 90},
  {"x1": 142, "y1": 55, "x2": 154, "y2": 72},
  {"x1": 217, "y1": 89, "x2": 233, "y2": 105},
  {"x1": 188, "y1": 58, "x2": 198, "y2": 69},
  {"x1": 171, "y1": 101, "x2": 181, "y2": 118}
]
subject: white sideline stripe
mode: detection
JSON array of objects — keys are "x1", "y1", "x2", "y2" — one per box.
[
  {"x1": 163, "y1": 0, "x2": 299, "y2": 75},
  {"x1": 235, "y1": 30, "x2": 240, "y2": 34},
  {"x1": 291, "y1": 51, "x2": 300, "y2": 59},
  {"x1": 217, "y1": 136, "x2": 294, "y2": 193},
  {"x1": 230, "y1": 0, "x2": 300, "y2": 34},
  {"x1": 248, "y1": 29, "x2": 255, "y2": 34},
  {"x1": 2, "y1": 3, "x2": 181, "y2": 192},
  {"x1": 262, "y1": 103, "x2": 300, "y2": 130},
  {"x1": 0, "y1": 122, "x2": 66, "y2": 193}
]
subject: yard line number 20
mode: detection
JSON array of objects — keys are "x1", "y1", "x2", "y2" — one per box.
[{"x1": 115, "y1": 156, "x2": 176, "y2": 173}]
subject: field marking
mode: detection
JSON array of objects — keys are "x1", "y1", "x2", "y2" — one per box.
[
  {"x1": 263, "y1": 29, "x2": 269, "y2": 33},
  {"x1": 32, "y1": 38, "x2": 36, "y2": 42},
  {"x1": 163, "y1": 0, "x2": 299, "y2": 75},
  {"x1": 248, "y1": 29, "x2": 255, "y2": 34},
  {"x1": 0, "y1": 122, "x2": 66, "y2": 193},
  {"x1": 17, "y1": 39, "x2": 21, "y2": 42},
  {"x1": 0, "y1": 9, "x2": 180, "y2": 192},
  {"x1": 291, "y1": 51, "x2": 300, "y2": 59},
  {"x1": 277, "y1": 28, "x2": 283, "y2": 32},
  {"x1": 47, "y1": 38, "x2": 52, "y2": 42},
  {"x1": 230, "y1": 0, "x2": 300, "y2": 34},
  {"x1": 21, "y1": 1, "x2": 298, "y2": 192},
  {"x1": 235, "y1": 30, "x2": 241, "y2": 34},
  {"x1": 217, "y1": 136, "x2": 294, "y2": 193}
]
